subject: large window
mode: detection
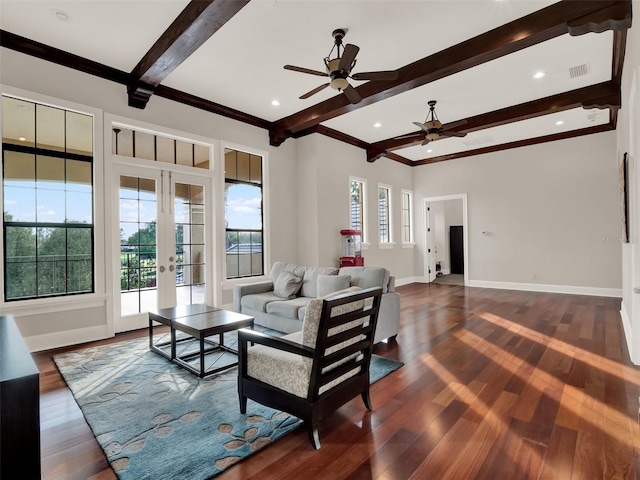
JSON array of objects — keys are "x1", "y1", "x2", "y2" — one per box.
[
  {"x1": 225, "y1": 148, "x2": 263, "y2": 279},
  {"x1": 2, "y1": 95, "x2": 94, "y2": 301},
  {"x1": 350, "y1": 178, "x2": 366, "y2": 242},
  {"x1": 378, "y1": 184, "x2": 392, "y2": 244},
  {"x1": 401, "y1": 189, "x2": 413, "y2": 244}
]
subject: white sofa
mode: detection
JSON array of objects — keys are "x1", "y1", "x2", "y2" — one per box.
[{"x1": 232, "y1": 261, "x2": 400, "y2": 344}]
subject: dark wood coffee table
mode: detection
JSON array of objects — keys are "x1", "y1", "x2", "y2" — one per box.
[{"x1": 148, "y1": 305, "x2": 254, "y2": 378}]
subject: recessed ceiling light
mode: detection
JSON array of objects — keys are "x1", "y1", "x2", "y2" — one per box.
[
  {"x1": 533, "y1": 71, "x2": 546, "y2": 79},
  {"x1": 427, "y1": 149, "x2": 433, "y2": 153},
  {"x1": 373, "y1": 122, "x2": 382, "y2": 128},
  {"x1": 19, "y1": 137, "x2": 26, "y2": 142},
  {"x1": 51, "y1": 9, "x2": 71, "y2": 22},
  {"x1": 555, "y1": 120, "x2": 564, "y2": 125},
  {"x1": 271, "y1": 100, "x2": 280, "y2": 106}
]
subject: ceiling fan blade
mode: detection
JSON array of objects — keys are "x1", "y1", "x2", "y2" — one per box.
[
  {"x1": 343, "y1": 84, "x2": 362, "y2": 104},
  {"x1": 299, "y1": 83, "x2": 330, "y2": 99},
  {"x1": 339, "y1": 44, "x2": 360, "y2": 71},
  {"x1": 441, "y1": 119, "x2": 468, "y2": 130},
  {"x1": 421, "y1": 138, "x2": 431, "y2": 146},
  {"x1": 351, "y1": 71, "x2": 398, "y2": 81},
  {"x1": 440, "y1": 131, "x2": 467, "y2": 138},
  {"x1": 413, "y1": 121, "x2": 429, "y2": 132},
  {"x1": 284, "y1": 65, "x2": 328, "y2": 77}
]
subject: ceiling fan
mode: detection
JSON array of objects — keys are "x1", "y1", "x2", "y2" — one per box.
[
  {"x1": 284, "y1": 28, "x2": 398, "y2": 104},
  {"x1": 411, "y1": 100, "x2": 468, "y2": 145}
]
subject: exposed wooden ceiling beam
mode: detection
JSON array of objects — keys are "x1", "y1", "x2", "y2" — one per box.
[
  {"x1": 269, "y1": 0, "x2": 632, "y2": 147},
  {"x1": 0, "y1": 30, "x2": 130, "y2": 85},
  {"x1": 412, "y1": 123, "x2": 614, "y2": 166},
  {"x1": 128, "y1": 0, "x2": 250, "y2": 109},
  {"x1": 366, "y1": 81, "x2": 621, "y2": 162}
]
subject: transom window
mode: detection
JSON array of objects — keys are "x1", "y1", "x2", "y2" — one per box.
[
  {"x1": 225, "y1": 148, "x2": 263, "y2": 279},
  {"x1": 2, "y1": 95, "x2": 94, "y2": 301},
  {"x1": 112, "y1": 126, "x2": 209, "y2": 169}
]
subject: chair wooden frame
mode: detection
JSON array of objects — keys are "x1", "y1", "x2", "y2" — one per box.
[{"x1": 238, "y1": 287, "x2": 382, "y2": 449}]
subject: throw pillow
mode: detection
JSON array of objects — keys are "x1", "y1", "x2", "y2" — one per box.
[
  {"x1": 273, "y1": 271, "x2": 302, "y2": 299},
  {"x1": 317, "y1": 274, "x2": 351, "y2": 297}
]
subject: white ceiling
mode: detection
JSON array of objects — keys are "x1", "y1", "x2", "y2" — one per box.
[{"x1": 0, "y1": 0, "x2": 619, "y2": 163}]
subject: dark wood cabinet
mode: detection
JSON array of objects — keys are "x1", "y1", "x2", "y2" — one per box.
[{"x1": 0, "y1": 315, "x2": 41, "y2": 480}]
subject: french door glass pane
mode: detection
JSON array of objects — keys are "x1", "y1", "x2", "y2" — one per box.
[
  {"x1": 175, "y1": 182, "x2": 205, "y2": 306},
  {"x1": 120, "y1": 175, "x2": 157, "y2": 316}
]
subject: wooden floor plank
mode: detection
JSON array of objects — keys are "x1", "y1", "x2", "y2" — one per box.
[{"x1": 31, "y1": 283, "x2": 640, "y2": 479}]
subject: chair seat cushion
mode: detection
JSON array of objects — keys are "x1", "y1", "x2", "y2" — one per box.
[
  {"x1": 240, "y1": 292, "x2": 282, "y2": 312},
  {"x1": 266, "y1": 297, "x2": 313, "y2": 319},
  {"x1": 247, "y1": 332, "x2": 310, "y2": 398},
  {"x1": 246, "y1": 331, "x2": 361, "y2": 398}
]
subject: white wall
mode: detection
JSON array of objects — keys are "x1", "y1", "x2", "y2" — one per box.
[
  {"x1": 0, "y1": 48, "x2": 299, "y2": 349},
  {"x1": 413, "y1": 131, "x2": 622, "y2": 296},
  {"x1": 296, "y1": 134, "x2": 416, "y2": 280},
  {"x1": 617, "y1": 1, "x2": 640, "y2": 365}
]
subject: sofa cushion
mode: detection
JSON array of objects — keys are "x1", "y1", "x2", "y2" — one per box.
[
  {"x1": 317, "y1": 274, "x2": 351, "y2": 297},
  {"x1": 339, "y1": 266, "x2": 390, "y2": 293},
  {"x1": 300, "y1": 266, "x2": 339, "y2": 297},
  {"x1": 240, "y1": 292, "x2": 282, "y2": 312},
  {"x1": 273, "y1": 271, "x2": 302, "y2": 298},
  {"x1": 269, "y1": 261, "x2": 304, "y2": 284},
  {"x1": 266, "y1": 296, "x2": 313, "y2": 319}
]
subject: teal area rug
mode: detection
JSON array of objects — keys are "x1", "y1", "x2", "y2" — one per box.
[{"x1": 53, "y1": 332, "x2": 402, "y2": 480}]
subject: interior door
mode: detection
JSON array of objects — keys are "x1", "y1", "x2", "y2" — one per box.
[
  {"x1": 425, "y1": 203, "x2": 436, "y2": 282},
  {"x1": 113, "y1": 165, "x2": 209, "y2": 333},
  {"x1": 450, "y1": 225, "x2": 464, "y2": 274}
]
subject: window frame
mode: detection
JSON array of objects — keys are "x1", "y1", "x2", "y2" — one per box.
[
  {"x1": 349, "y1": 176, "x2": 368, "y2": 246},
  {"x1": 223, "y1": 147, "x2": 265, "y2": 280},
  {"x1": 378, "y1": 183, "x2": 394, "y2": 247},
  {"x1": 0, "y1": 85, "x2": 105, "y2": 311},
  {"x1": 401, "y1": 189, "x2": 415, "y2": 247}
]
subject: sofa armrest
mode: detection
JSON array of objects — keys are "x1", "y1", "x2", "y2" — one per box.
[
  {"x1": 233, "y1": 281, "x2": 274, "y2": 312},
  {"x1": 387, "y1": 276, "x2": 396, "y2": 293}
]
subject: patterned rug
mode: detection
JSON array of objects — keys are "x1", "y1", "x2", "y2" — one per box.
[{"x1": 53, "y1": 331, "x2": 403, "y2": 480}]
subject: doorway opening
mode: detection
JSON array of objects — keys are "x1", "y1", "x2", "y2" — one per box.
[{"x1": 424, "y1": 194, "x2": 468, "y2": 286}]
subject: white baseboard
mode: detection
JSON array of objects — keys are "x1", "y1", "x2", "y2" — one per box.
[
  {"x1": 466, "y1": 280, "x2": 622, "y2": 298},
  {"x1": 25, "y1": 325, "x2": 112, "y2": 352},
  {"x1": 396, "y1": 276, "x2": 426, "y2": 286},
  {"x1": 396, "y1": 276, "x2": 622, "y2": 297}
]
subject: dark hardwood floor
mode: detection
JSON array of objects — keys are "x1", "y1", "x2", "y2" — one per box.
[{"x1": 33, "y1": 283, "x2": 640, "y2": 479}]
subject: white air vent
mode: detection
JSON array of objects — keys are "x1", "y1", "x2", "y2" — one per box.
[
  {"x1": 463, "y1": 136, "x2": 495, "y2": 147},
  {"x1": 569, "y1": 63, "x2": 590, "y2": 79}
]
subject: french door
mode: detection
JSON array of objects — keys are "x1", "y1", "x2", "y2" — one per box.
[{"x1": 113, "y1": 164, "x2": 211, "y2": 332}]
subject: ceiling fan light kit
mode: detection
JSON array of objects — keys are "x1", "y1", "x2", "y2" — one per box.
[{"x1": 284, "y1": 28, "x2": 398, "y2": 104}]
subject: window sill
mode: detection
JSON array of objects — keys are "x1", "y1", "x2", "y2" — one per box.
[
  {"x1": 402, "y1": 242, "x2": 416, "y2": 249},
  {"x1": 379, "y1": 242, "x2": 395, "y2": 249},
  {"x1": 1, "y1": 293, "x2": 108, "y2": 316}
]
